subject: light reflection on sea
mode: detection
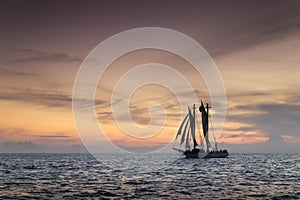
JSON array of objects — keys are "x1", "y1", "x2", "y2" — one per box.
[{"x1": 0, "y1": 153, "x2": 299, "y2": 199}]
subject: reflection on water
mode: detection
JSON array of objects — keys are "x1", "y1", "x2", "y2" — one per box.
[{"x1": 0, "y1": 153, "x2": 299, "y2": 199}]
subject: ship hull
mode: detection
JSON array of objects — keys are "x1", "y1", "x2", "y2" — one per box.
[
  {"x1": 183, "y1": 149, "x2": 201, "y2": 158},
  {"x1": 184, "y1": 149, "x2": 229, "y2": 159},
  {"x1": 204, "y1": 151, "x2": 229, "y2": 158}
]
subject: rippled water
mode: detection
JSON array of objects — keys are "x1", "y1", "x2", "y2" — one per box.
[{"x1": 0, "y1": 153, "x2": 299, "y2": 199}]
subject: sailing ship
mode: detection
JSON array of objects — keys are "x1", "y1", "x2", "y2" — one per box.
[{"x1": 173, "y1": 101, "x2": 229, "y2": 158}]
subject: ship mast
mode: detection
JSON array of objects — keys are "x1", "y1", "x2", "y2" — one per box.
[
  {"x1": 206, "y1": 103, "x2": 210, "y2": 133},
  {"x1": 192, "y1": 104, "x2": 198, "y2": 149},
  {"x1": 199, "y1": 101, "x2": 211, "y2": 152},
  {"x1": 206, "y1": 103, "x2": 211, "y2": 152}
]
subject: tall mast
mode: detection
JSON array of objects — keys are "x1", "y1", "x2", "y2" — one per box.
[
  {"x1": 193, "y1": 104, "x2": 197, "y2": 149},
  {"x1": 205, "y1": 103, "x2": 211, "y2": 152},
  {"x1": 193, "y1": 104, "x2": 198, "y2": 149},
  {"x1": 193, "y1": 104, "x2": 196, "y2": 139},
  {"x1": 206, "y1": 103, "x2": 210, "y2": 132}
]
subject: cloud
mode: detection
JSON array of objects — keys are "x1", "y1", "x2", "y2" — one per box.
[
  {"x1": 0, "y1": 127, "x2": 87, "y2": 153},
  {"x1": 223, "y1": 96, "x2": 300, "y2": 152},
  {"x1": 224, "y1": 142, "x2": 299, "y2": 153},
  {"x1": 0, "y1": 127, "x2": 30, "y2": 140},
  {"x1": 204, "y1": 1, "x2": 300, "y2": 57},
  {"x1": 0, "y1": 141, "x2": 87, "y2": 153},
  {"x1": 34, "y1": 135, "x2": 71, "y2": 138},
  {"x1": 0, "y1": 67, "x2": 37, "y2": 76},
  {"x1": 0, "y1": 89, "x2": 72, "y2": 108},
  {"x1": 97, "y1": 111, "x2": 113, "y2": 121},
  {"x1": 0, "y1": 127, "x2": 71, "y2": 140},
  {"x1": 9, "y1": 48, "x2": 81, "y2": 64},
  {"x1": 211, "y1": 88, "x2": 300, "y2": 152},
  {"x1": 281, "y1": 135, "x2": 300, "y2": 144},
  {"x1": 229, "y1": 102, "x2": 300, "y2": 136},
  {"x1": 0, "y1": 141, "x2": 39, "y2": 153},
  {"x1": 73, "y1": 97, "x2": 108, "y2": 110},
  {"x1": 0, "y1": 87, "x2": 107, "y2": 109}
]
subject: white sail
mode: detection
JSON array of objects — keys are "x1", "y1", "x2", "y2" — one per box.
[
  {"x1": 188, "y1": 108, "x2": 194, "y2": 137},
  {"x1": 175, "y1": 113, "x2": 189, "y2": 140},
  {"x1": 188, "y1": 108, "x2": 195, "y2": 142},
  {"x1": 180, "y1": 119, "x2": 190, "y2": 145},
  {"x1": 185, "y1": 128, "x2": 190, "y2": 149},
  {"x1": 188, "y1": 105, "x2": 199, "y2": 149}
]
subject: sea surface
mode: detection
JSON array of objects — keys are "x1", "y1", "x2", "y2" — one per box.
[{"x1": 0, "y1": 153, "x2": 299, "y2": 199}]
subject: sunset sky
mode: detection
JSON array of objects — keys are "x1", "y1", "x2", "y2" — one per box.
[{"x1": 1, "y1": 0, "x2": 300, "y2": 153}]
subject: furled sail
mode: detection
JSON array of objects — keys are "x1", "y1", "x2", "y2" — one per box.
[
  {"x1": 199, "y1": 101, "x2": 208, "y2": 137},
  {"x1": 199, "y1": 101, "x2": 211, "y2": 151}
]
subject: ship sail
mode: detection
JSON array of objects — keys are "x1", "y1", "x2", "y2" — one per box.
[
  {"x1": 199, "y1": 101, "x2": 207, "y2": 137},
  {"x1": 185, "y1": 128, "x2": 190, "y2": 149},
  {"x1": 181, "y1": 119, "x2": 190, "y2": 145},
  {"x1": 188, "y1": 107, "x2": 198, "y2": 149},
  {"x1": 176, "y1": 106, "x2": 198, "y2": 149},
  {"x1": 175, "y1": 113, "x2": 189, "y2": 140},
  {"x1": 199, "y1": 101, "x2": 211, "y2": 152}
]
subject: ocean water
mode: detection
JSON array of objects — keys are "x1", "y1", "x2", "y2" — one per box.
[{"x1": 0, "y1": 153, "x2": 299, "y2": 199}]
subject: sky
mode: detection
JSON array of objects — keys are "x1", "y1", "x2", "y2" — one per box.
[{"x1": 0, "y1": 0, "x2": 300, "y2": 153}]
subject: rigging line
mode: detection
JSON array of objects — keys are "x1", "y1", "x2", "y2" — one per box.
[
  {"x1": 209, "y1": 114, "x2": 217, "y2": 143},
  {"x1": 209, "y1": 113, "x2": 227, "y2": 150}
]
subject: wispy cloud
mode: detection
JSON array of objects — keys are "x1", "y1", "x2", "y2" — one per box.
[
  {"x1": 207, "y1": 2, "x2": 300, "y2": 57},
  {"x1": 224, "y1": 96, "x2": 300, "y2": 147},
  {"x1": 0, "y1": 87, "x2": 107, "y2": 109},
  {"x1": 0, "y1": 127, "x2": 86, "y2": 153},
  {"x1": 0, "y1": 127, "x2": 71, "y2": 140},
  {"x1": 0, "y1": 89, "x2": 72, "y2": 108},
  {"x1": 281, "y1": 135, "x2": 300, "y2": 144},
  {"x1": 0, "y1": 127, "x2": 28, "y2": 139},
  {"x1": 34, "y1": 135, "x2": 71, "y2": 138},
  {"x1": 0, "y1": 67, "x2": 37, "y2": 76},
  {"x1": 8, "y1": 48, "x2": 81, "y2": 64},
  {"x1": 0, "y1": 140, "x2": 87, "y2": 153}
]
